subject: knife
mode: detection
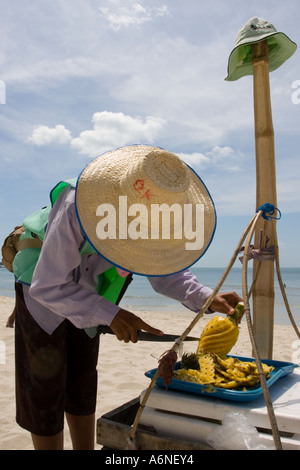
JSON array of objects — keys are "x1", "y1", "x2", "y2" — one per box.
[{"x1": 98, "y1": 325, "x2": 199, "y2": 342}]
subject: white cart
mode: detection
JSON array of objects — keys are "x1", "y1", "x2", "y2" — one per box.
[{"x1": 139, "y1": 367, "x2": 300, "y2": 450}]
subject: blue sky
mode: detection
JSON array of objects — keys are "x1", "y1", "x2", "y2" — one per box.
[{"x1": 1, "y1": 0, "x2": 299, "y2": 268}]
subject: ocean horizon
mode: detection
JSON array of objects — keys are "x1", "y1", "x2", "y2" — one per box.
[{"x1": 1, "y1": 266, "x2": 299, "y2": 326}]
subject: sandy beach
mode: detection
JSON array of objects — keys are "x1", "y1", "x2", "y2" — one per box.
[{"x1": 0, "y1": 295, "x2": 299, "y2": 450}]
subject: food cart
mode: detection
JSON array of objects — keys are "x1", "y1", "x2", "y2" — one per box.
[{"x1": 97, "y1": 362, "x2": 300, "y2": 450}]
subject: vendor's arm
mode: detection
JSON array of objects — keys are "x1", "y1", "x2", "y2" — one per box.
[
  {"x1": 29, "y1": 187, "x2": 120, "y2": 329},
  {"x1": 148, "y1": 270, "x2": 241, "y2": 315}
]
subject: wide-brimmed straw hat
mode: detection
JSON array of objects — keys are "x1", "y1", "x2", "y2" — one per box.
[
  {"x1": 225, "y1": 17, "x2": 297, "y2": 81},
  {"x1": 75, "y1": 145, "x2": 216, "y2": 276}
]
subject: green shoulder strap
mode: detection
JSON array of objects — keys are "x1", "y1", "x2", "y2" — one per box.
[
  {"x1": 96, "y1": 267, "x2": 128, "y2": 302},
  {"x1": 50, "y1": 178, "x2": 78, "y2": 205},
  {"x1": 84, "y1": 268, "x2": 132, "y2": 338}
]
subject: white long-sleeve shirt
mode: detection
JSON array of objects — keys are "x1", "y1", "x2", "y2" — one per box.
[{"x1": 22, "y1": 185, "x2": 213, "y2": 335}]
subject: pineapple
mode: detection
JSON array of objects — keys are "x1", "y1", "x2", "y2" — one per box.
[
  {"x1": 174, "y1": 304, "x2": 275, "y2": 390},
  {"x1": 197, "y1": 302, "x2": 244, "y2": 356}
]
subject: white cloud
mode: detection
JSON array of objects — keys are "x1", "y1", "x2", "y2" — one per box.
[
  {"x1": 27, "y1": 112, "x2": 166, "y2": 156},
  {"x1": 179, "y1": 152, "x2": 210, "y2": 168},
  {"x1": 99, "y1": 1, "x2": 170, "y2": 32},
  {"x1": 71, "y1": 111, "x2": 166, "y2": 156},
  {"x1": 179, "y1": 146, "x2": 245, "y2": 174},
  {"x1": 28, "y1": 124, "x2": 72, "y2": 146},
  {"x1": 207, "y1": 146, "x2": 237, "y2": 161},
  {"x1": 206, "y1": 146, "x2": 244, "y2": 171}
]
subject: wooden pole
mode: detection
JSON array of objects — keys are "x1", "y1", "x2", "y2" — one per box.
[{"x1": 251, "y1": 40, "x2": 277, "y2": 359}]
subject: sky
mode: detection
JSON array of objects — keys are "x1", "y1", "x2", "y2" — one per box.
[{"x1": 0, "y1": 0, "x2": 299, "y2": 269}]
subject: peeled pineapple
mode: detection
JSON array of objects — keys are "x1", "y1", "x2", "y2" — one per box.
[
  {"x1": 175, "y1": 353, "x2": 216, "y2": 385},
  {"x1": 175, "y1": 352, "x2": 274, "y2": 390},
  {"x1": 197, "y1": 302, "x2": 244, "y2": 356}
]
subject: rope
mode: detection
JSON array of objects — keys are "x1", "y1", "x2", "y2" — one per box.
[
  {"x1": 241, "y1": 209, "x2": 300, "y2": 449},
  {"x1": 241, "y1": 210, "x2": 283, "y2": 450},
  {"x1": 242, "y1": 216, "x2": 300, "y2": 339},
  {"x1": 272, "y1": 224, "x2": 300, "y2": 340}
]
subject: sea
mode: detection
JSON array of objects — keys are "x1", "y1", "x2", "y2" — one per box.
[{"x1": 1, "y1": 266, "x2": 299, "y2": 326}]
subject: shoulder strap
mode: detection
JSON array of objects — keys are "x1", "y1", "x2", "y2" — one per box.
[{"x1": 50, "y1": 178, "x2": 77, "y2": 206}]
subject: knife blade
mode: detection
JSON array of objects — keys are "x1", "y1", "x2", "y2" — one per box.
[{"x1": 98, "y1": 325, "x2": 199, "y2": 342}]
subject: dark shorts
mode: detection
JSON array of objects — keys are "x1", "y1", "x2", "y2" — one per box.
[{"x1": 14, "y1": 282, "x2": 100, "y2": 436}]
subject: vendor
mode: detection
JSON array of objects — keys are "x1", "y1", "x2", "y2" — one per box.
[{"x1": 13, "y1": 145, "x2": 242, "y2": 450}]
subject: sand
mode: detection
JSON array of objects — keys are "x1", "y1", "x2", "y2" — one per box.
[{"x1": 0, "y1": 295, "x2": 299, "y2": 450}]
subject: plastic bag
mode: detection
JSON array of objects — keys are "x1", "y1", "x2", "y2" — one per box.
[{"x1": 206, "y1": 412, "x2": 275, "y2": 450}]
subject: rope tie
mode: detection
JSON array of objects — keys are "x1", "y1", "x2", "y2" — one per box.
[
  {"x1": 239, "y1": 202, "x2": 279, "y2": 263},
  {"x1": 175, "y1": 337, "x2": 184, "y2": 358},
  {"x1": 239, "y1": 244, "x2": 275, "y2": 262},
  {"x1": 157, "y1": 350, "x2": 178, "y2": 387},
  {"x1": 257, "y1": 203, "x2": 281, "y2": 220}
]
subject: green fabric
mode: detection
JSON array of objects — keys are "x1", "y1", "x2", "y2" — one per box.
[
  {"x1": 22, "y1": 205, "x2": 52, "y2": 240},
  {"x1": 13, "y1": 248, "x2": 42, "y2": 285},
  {"x1": 50, "y1": 178, "x2": 78, "y2": 205},
  {"x1": 13, "y1": 207, "x2": 52, "y2": 283},
  {"x1": 79, "y1": 239, "x2": 97, "y2": 255},
  {"x1": 13, "y1": 179, "x2": 79, "y2": 285},
  {"x1": 85, "y1": 268, "x2": 128, "y2": 338},
  {"x1": 225, "y1": 17, "x2": 297, "y2": 81},
  {"x1": 95, "y1": 267, "x2": 127, "y2": 303}
]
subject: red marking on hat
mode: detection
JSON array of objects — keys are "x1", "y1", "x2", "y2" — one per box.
[{"x1": 133, "y1": 179, "x2": 154, "y2": 199}]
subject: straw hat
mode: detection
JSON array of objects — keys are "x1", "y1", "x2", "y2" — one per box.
[
  {"x1": 225, "y1": 17, "x2": 297, "y2": 81},
  {"x1": 75, "y1": 145, "x2": 216, "y2": 276}
]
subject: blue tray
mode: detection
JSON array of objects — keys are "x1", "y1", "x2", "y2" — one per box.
[{"x1": 145, "y1": 355, "x2": 299, "y2": 402}]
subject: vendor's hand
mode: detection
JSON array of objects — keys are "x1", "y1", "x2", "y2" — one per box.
[
  {"x1": 110, "y1": 308, "x2": 164, "y2": 343},
  {"x1": 209, "y1": 292, "x2": 243, "y2": 316}
]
